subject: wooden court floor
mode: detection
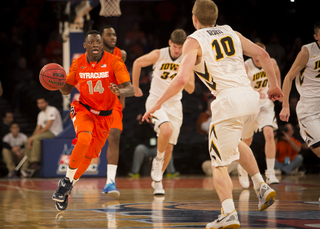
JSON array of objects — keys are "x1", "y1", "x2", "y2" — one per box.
[{"x1": 0, "y1": 174, "x2": 319, "y2": 229}]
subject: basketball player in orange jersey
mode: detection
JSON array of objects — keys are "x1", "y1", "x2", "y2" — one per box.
[
  {"x1": 99, "y1": 25, "x2": 127, "y2": 197},
  {"x1": 52, "y1": 30, "x2": 134, "y2": 211}
]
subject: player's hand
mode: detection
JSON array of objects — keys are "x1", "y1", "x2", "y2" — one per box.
[
  {"x1": 142, "y1": 103, "x2": 161, "y2": 122},
  {"x1": 267, "y1": 86, "x2": 283, "y2": 101},
  {"x1": 279, "y1": 107, "x2": 290, "y2": 122},
  {"x1": 109, "y1": 83, "x2": 120, "y2": 96},
  {"x1": 134, "y1": 88, "x2": 143, "y2": 97}
]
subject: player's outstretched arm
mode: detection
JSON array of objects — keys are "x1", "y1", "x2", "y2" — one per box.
[
  {"x1": 184, "y1": 71, "x2": 195, "y2": 94},
  {"x1": 132, "y1": 50, "x2": 160, "y2": 97},
  {"x1": 271, "y1": 58, "x2": 281, "y2": 88},
  {"x1": 142, "y1": 38, "x2": 199, "y2": 122},
  {"x1": 279, "y1": 47, "x2": 308, "y2": 122},
  {"x1": 59, "y1": 83, "x2": 75, "y2": 95},
  {"x1": 237, "y1": 31, "x2": 283, "y2": 101}
]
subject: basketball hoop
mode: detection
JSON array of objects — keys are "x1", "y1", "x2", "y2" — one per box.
[{"x1": 99, "y1": 0, "x2": 122, "y2": 17}]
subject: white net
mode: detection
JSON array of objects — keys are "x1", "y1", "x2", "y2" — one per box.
[{"x1": 99, "y1": 0, "x2": 121, "y2": 17}]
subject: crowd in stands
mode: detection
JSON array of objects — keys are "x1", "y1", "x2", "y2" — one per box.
[{"x1": 0, "y1": 0, "x2": 319, "y2": 178}]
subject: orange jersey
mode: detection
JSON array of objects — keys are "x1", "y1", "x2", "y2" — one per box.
[
  {"x1": 67, "y1": 51, "x2": 130, "y2": 111},
  {"x1": 112, "y1": 47, "x2": 122, "y2": 58}
]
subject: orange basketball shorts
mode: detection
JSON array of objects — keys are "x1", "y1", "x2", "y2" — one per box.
[
  {"x1": 110, "y1": 98, "x2": 123, "y2": 131},
  {"x1": 70, "y1": 101, "x2": 113, "y2": 158}
]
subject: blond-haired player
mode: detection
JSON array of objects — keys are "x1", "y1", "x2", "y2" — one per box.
[{"x1": 143, "y1": 0, "x2": 283, "y2": 228}]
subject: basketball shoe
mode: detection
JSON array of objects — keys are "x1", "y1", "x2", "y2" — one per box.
[
  {"x1": 151, "y1": 181, "x2": 165, "y2": 195},
  {"x1": 102, "y1": 181, "x2": 120, "y2": 198},
  {"x1": 265, "y1": 170, "x2": 280, "y2": 184},
  {"x1": 151, "y1": 157, "x2": 164, "y2": 182},
  {"x1": 206, "y1": 209, "x2": 240, "y2": 229},
  {"x1": 237, "y1": 164, "x2": 250, "y2": 189},
  {"x1": 52, "y1": 177, "x2": 73, "y2": 202},
  {"x1": 255, "y1": 182, "x2": 276, "y2": 211},
  {"x1": 55, "y1": 195, "x2": 69, "y2": 211}
]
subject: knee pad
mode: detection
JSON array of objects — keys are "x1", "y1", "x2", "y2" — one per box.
[{"x1": 77, "y1": 132, "x2": 92, "y2": 146}]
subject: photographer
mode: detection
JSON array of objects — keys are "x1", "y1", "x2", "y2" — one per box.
[{"x1": 275, "y1": 123, "x2": 303, "y2": 174}]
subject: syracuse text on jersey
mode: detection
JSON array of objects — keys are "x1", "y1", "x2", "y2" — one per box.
[{"x1": 79, "y1": 71, "x2": 109, "y2": 79}]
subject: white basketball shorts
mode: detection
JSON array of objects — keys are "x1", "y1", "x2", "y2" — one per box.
[{"x1": 146, "y1": 96, "x2": 182, "y2": 145}]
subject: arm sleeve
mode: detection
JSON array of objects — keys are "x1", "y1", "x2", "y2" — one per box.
[
  {"x1": 66, "y1": 59, "x2": 78, "y2": 85},
  {"x1": 112, "y1": 56, "x2": 131, "y2": 84}
]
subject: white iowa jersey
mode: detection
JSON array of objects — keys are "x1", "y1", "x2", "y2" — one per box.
[
  {"x1": 295, "y1": 42, "x2": 320, "y2": 99},
  {"x1": 149, "y1": 47, "x2": 182, "y2": 103},
  {"x1": 245, "y1": 58, "x2": 269, "y2": 96},
  {"x1": 190, "y1": 25, "x2": 250, "y2": 96}
]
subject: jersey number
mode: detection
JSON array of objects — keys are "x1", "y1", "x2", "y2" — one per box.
[
  {"x1": 254, "y1": 79, "x2": 268, "y2": 89},
  {"x1": 87, "y1": 80, "x2": 104, "y2": 94},
  {"x1": 160, "y1": 72, "x2": 177, "y2": 80},
  {"x1": 211, "y1": 36, "x2": 236, "y2": 61}
]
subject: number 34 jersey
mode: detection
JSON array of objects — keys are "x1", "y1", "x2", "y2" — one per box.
[
  {"x1": 150, "y1": 47, "x2": 183, "y2": 103},
  {"x1": 189, "y1": 25, "x2": 250, "y2": 96},
  {"x1": 66, "y1": 51, "x2": 130, "y2": 111}
]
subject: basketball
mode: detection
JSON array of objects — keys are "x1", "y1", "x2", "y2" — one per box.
[{"x1": 39, "y1": 63, "x2": 66, "y2": 91}]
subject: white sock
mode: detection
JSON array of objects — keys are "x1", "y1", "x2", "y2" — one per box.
[
  {"x1": 266, "y1": 158, "x2": 275, "y2": 171},
  {"x1": 73, "y1": 178, "x2": 79, "y2": 185},
  {"x1": 107, "y1": 164, "x2": 118, "y2": 184},
  {"x1": 66, "y1": 167, "x2": 77, "y2": 182},
  {"x1": 221, "y1": 198, "x2": 235, "y2": 214},
  {"x1": 157, "y1": 150, "x2": 165, "y2": 160},
  {"x1": 251, "y1": 173, "x2": 264, "y2": 191}
]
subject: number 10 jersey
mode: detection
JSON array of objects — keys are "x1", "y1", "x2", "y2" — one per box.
[{"x1": 190, "y1": 25, "x2": 250, "y2": 97}]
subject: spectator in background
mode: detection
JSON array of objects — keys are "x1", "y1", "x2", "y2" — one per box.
[
  {"x1": 285, "y1": 36, "x2": 303, "y2": 73},
  {"x1": 44, "y1": 31, "x2": 62, "y2": 64},
  {"x1": 30, "y1": 44, "x2": 44, "y2": 77},
  {"x1": 155, "y1": 0, "x2": 176, "y2": 43},
  {"x1": 24, "y1": 97, "x2": 63, "y2": 176},
  {"x1": 2, "y1": 122, "x2": 28, "y2": 178},
  {"x1": 275, "y1": 123, "x2": 303, "y2": 174},
  {"x1": 128, "y1": 114, "x2": 178, "y2": 178},
  {"x1": 266, "y1": 33, "x2": 286, "y2": 74},
  {"x1": 124, "y1": 21, "x2": 147, "y2": 63},
  {"x1": 1, "y1": 111, "x2": 14, "y2": 139},
  {"x1": 12, "y1": 56, "x2": 35, "y2": 111}
]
